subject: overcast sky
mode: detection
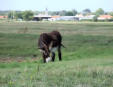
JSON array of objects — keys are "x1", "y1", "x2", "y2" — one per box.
[{"x1": 0, "y1": 0, "x2": 113, "y2": 12}]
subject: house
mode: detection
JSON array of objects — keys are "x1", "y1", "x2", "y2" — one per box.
[
  {"x1": 75, "y1": 14, "x2": 95, "y2": 20},
  {"x1": 98, "y1": 15, "x2": 113, "y2": 20},
  {"x1": 80, "y1": 15, "x2": 95, "y2": 20},
  {"x1": 0, "y1": 16, "x2": 8, "y2": 19},
  {"x1": 48, "y1": 15, "x2": 60, "y2": 21},
  {"x1": 33, "y1": 14, "x2": 51, "y2": 21},
  {"x1": 75, "y1": 14, "x2": 84, "y2": 19},
  {"x1": 33, "y1": 8, "x2": 51, "y2": 21},
  {"x1": 56, "y1": 16, "x2": 79, "y2": 21}
]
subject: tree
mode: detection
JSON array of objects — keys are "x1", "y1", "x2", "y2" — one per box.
[
  {"x1": 14, "y1": 11, "x2": 23, "y2": 20},
  {"x1": 82, "y1": 9, "x2": 91, "y2": 15},
  {"x1": 95, "y1": 8, "x2": 104, "y2": 16},
  {"x1": 0, "y1": 11, "x2": 9, "y2": 16},
  {"x1": 93, "y1": 16, "x2": 98, "y2": 22},
  {"x1": 22, "y1": 11, "x2": 34, "y2": 21},
  {"x1": 65, "y1": 11, "x2": 74, "y2": 16},
  {"x1": 109, "y1": 11, "x2": 113, "y2": 16},
  {"x1": 59, "y1": 10, "x2": 67, "y2": 16},
  {"x1": 34, "y1": 11, "x2": 39, "y2": 15},
  {"x1": 72, "y1": 9, "x2": 77, "y2": 15},
  {"x1": 8, "y1": 11, "x2": 14, "y2": 19}
]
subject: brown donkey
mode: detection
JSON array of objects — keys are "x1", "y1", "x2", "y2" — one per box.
[{"x1": 38, "y1": 31, "x2": 64, "y2": 63}]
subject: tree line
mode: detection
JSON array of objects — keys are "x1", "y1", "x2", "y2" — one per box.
[
  {"x1": 8, "y1": 11, "x2": 34, "y2": 21},
  {"x1": 0, "y1": 8, "x2": 113, "y2": 21}
]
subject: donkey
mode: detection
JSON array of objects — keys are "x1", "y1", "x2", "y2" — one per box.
[{"x1": 38, "y1": 31, "x2": 64, "y2": 63}]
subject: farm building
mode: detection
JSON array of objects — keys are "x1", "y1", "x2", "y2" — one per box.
[
  {"x1": 98, "y1": 15, "x2": 113, "y2": 20},
  {"x1": 33, "y1": 14, "x2": 51, "y2": 21},
  {"x1": 75, "y1": 14, "x2": 84, "y2": 19},
  {"x1": 75, "y1": 14, "x2": 95, "y2": 20},
  {"x1": 48, "y1": 15, "x2": 60, "y2": 21},
  {"x1": 33, "y1": 8, "x2": 51, "y2": 21},
  {"x1": 80, "y1": 15, "x2": 95, "y2": 20},
  {"x1": 34, "y1": 15, "x2": 79, "y2": 21},
  {"x1": 0, "y1": 16, "x2": 8, "y2": 19},
  {"x1": 56, "y1": 16, "x2": 79, "y2": 21}
]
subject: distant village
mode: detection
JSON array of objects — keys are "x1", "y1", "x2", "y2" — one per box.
[
  {"x1": 33, "y1": 9, "x2": 113, "y2": 21},
  {"x1": 0, "y1": 8, "x2": 113, "y2": 22},
  {"x1": 33, "y1": 14, "x2": 113, "y2": 21}
]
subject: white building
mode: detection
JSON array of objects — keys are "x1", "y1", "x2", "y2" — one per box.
[
  {"x1": 56, "y1": 16, "x2": 79, "y2": 21},
  {"x1": 75, "y1": 14, "x2": 95, "y2": 20}
]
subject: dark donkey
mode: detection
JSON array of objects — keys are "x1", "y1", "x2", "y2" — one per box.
[{"x1": 38, "y1": 31, "x2": 64, "y2": 63}]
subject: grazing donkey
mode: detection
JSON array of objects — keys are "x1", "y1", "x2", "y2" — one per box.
[{"x1": 38, "y1": 31, "x2": 64, "y2": 63}]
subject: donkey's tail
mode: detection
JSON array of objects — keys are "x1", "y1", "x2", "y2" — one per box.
[{"x1": 61, "y1": 43, "x2": 66, "y2": 48}]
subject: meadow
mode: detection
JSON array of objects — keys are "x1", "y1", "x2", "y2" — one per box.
[{"x1": 0, "y1": 21, "x2": 113, "y2": 87}]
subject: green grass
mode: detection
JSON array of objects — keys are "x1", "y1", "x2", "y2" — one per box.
[
  {"x1": 1, "y1": 58, "x2": 113, "y2": 87},
  {"x1": 0, "y1": 21, "x2": 113, "y2": 87},
  {"x1": 0, "y1": 33, "x2": 38, "y2": 58}
]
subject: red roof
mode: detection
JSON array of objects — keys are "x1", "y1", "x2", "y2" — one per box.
[
  {"x1": 0, "y1": 16, "x2": 4, "y2": 18},
  {"x1": 51, "y1": 16, "x2": 60, "y2": 18},
  {"x1": 0, "y1": 16, "x2": 8, "y2": 19},
  {"x1": 98, "y1": 15, "x2": 113, "y2": 19}
]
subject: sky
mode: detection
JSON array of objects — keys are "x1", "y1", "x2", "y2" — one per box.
[{"x1": 0, "y1": 0, "x2": 113, "y2": 12}]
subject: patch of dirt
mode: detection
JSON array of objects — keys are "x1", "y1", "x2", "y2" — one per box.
[{"x1": 0, "y1": 57, "x2": 39, "y2": 63}]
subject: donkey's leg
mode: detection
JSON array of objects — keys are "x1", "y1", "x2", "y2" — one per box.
[
  {"x1": 51, "y1": 52, "x2": 55, "y2": 62},
  {"x1": 58, "y1": 46, "x2": 62, "y2": 61},
  {"x1": 42, "y1": 53, "x2": 46, "y2": 63}
]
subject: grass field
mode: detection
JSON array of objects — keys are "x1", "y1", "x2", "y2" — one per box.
[{"x1": 0, "y1": 21, "x2": 113, "y2": 87}]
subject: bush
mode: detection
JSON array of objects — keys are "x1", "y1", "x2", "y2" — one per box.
[{"x1": 93, "y1": 16, "x2": 98, "y2": 22}]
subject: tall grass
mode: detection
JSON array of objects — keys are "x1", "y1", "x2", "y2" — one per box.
[{"x1": 0, "y1": 22, "x2": 113, "y2": 87}]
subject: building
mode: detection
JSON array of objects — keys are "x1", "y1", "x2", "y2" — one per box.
[
  {"x1": 75, "y1": 14, "x2": 84, "y2": 19},
  {"x1": 0, "y1": 16, "x2": 8, "y2": 19},
  {"x1": 33, "y1": 14, "x2": 51, "y2": 21},
  {"x1": 48, "y1": 15, "x2": 60, "y2": 21},
  {"x1": 33, "y1": 8, "x2": 52, "y2": 21},
  {"x1": 80, "y1": 15, "x2": 95, "y2": 20},
  {"x1": 98, "y1": 15, "x2": 113, "y2": 20},
  {"x1": 75, "y1": 14, "x2": 95, "y2": 20},
  {"x1": 56, "y1": 16, "x2": 79, "y2": 21}
]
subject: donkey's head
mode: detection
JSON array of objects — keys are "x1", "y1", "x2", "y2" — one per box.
[{"x1": 38, "y1": 42, "x2": 53, "y2": 62}]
